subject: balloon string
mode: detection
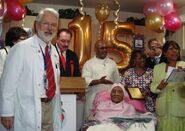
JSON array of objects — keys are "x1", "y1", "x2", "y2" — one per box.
[
  {"x1": 114, "y1": 0, "x2": 120, "y2": 27},
  {"x1": 22, "y1": 18, "x2": 25, "y2": 28},
  {"x1": 79, "y1": 0, "x2": 85, "y2": 15},
  {"x1": 98, "y1": 23, "x2": 102, "y2": 40}
]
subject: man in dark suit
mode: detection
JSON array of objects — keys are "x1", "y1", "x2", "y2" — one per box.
[
  {"x1": 146, "y1": 38, "x2": 162, "y2": 69},
  {"x1": 55, "y1": 28, "x2": 81, "y2": 76}
]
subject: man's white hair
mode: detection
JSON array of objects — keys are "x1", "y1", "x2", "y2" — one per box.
[{"x1": 35, "y1": 8, "x2": 59, "y2": 23}]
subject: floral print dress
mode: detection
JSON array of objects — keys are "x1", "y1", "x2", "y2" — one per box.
[{"x1": 121, "y1": 68, "x2": 156, "y2": 112}]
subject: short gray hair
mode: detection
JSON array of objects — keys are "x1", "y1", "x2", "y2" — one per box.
[{"x1": 35, "y1": 8, "x2": 59, "y2": 23}]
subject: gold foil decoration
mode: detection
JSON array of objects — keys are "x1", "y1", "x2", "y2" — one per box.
[
  {"x1": 98, "y1": 23, "x2": 102, "y2": 40},
  {"x1": 95, "y1": 3, "x2": 110, "y2": 40},
  {"x1": 79, "y1": 0, "x2": 85, "y2": 15},
  {"x1": 95, "y1": 3, "x2": 110, "y2": 23},
  {"x1": 68, "y1": 15, "x2": 92, "y2": 68},
  {"x1": 102, "y1": 21, "x2": 134, "y2": 70},
  {"x1": 113, "y1": 0, "x2": 120, "y2": 26},
  {"x1": 145, "y1": 13, "x2": 164, "y2": 32}
]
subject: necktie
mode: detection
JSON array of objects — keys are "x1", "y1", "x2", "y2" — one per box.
[
  {"x1": 60, "y1": 54, "x2": 66, "y2": 71},
  {"x1": 45, "y1": 45, "x2": 56, "y2": 100}
]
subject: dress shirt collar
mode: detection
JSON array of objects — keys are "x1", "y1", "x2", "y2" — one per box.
[
  {"x1": 94, "y1": 56, "x2": 108, "y2": 64},
  {"x1": 36, "y1": 35, "x2": 52, "y2": 53},
  {"x1": 36, "y1": 35, "x2": 51, "y2": 48},
  {"x1": 56, "y1": 44, "x2": 66, "y2": 59},
  {"x1": 155, "y1": 53, "x2": 162, "y2": 59}
]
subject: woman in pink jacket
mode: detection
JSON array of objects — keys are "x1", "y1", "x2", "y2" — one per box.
[{"x1": 91, "y1": 83, "x2": 136, "y2": 121}]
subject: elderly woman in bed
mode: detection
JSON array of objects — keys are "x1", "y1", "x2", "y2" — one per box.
[{"x1": 90, "y1": 83, "x2": 136, "y2": 121}]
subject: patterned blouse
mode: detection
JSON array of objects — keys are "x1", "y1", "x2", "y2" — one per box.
[{"x1": 121, "y1": 67, "x2": 156, "y2": 112}]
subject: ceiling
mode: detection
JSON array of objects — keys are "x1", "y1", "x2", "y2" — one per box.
[{"x1": 32, "y1": 0, "x2": 185, "y2": 13}]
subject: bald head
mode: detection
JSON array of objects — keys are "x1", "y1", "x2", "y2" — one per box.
[{"x1": 95, "y1": 40, "x2": 108, "y2": 59}]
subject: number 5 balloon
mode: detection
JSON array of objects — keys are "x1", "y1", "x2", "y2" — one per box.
[{"x1": 102, "y1": 21, "x2": 134, "y2": 70}]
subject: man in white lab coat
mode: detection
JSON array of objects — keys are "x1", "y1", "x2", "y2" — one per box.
[{"x1": 0, "y1": 8, "x2": 62, "y2": 131}]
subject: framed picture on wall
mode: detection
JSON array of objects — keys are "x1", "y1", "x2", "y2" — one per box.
[{"x1": 133, "y1": 34, "x2": 144, "y2": 49}]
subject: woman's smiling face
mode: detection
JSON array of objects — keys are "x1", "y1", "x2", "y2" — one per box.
[{"x1": 164, "y1": 45, "x2": 180, "y2": 62}]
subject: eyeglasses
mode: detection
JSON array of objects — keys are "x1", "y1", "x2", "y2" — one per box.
[{"x1": 41, "y1": 21, "x2": 58, "y2": 28}]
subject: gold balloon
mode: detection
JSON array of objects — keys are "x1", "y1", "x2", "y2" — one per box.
[
  {"x1": 79, "y1": 0, "x2": 85, "y2": 15},
  {"x1": 95, "y1": 3, "x2": 110, "y2": 22},
  {"x1": 68, "y1": 15, "x2": 92, "y2": 68},
  {"x1": 145, "y1": 13, "x2": 164, "y2": 32},
  {"x1": 101, "y1": 21, "x2": 115, "y2": 47},
  {"x1": 113, "y1": 0, "x2": 120, "y2": 25},
  {"x1": 102, "y1": 21, "x2": 135, "y2": 70}
]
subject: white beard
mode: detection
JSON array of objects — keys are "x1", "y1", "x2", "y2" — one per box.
[{"x1": 37, "y1": 30, "x2": 55, "y2": 43}]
